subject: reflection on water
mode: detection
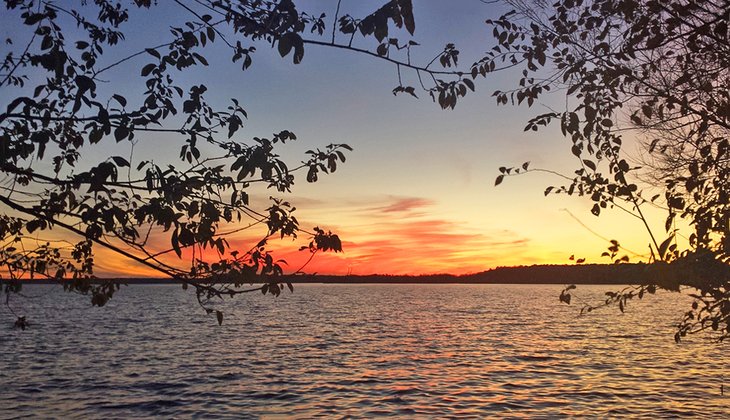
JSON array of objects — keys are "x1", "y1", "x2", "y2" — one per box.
[{"x1": 1, "y1": 284, "x2": 728, "y2": 417}]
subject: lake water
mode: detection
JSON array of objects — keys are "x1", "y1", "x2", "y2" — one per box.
[{"x1": 1, "y1": 284, "x2": 728, "y2": 418}]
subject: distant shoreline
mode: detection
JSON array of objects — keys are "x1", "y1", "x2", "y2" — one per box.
[{"x1": 9, "y1": 263, "x2": 654, "y2": 285}]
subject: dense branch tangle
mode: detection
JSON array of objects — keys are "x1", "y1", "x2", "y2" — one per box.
[
  {"x1": 6, "y1": 0, "x2": 728, "y2": 339},
  {"x1": 0, "y1": 0, "x2": 394, "y2": 321},
  {"x1": 0, "y1": 0, "x2": 524, "y2": 324},
  {"x1": 484, "y1": 0, "x2": 730, "y2": 341}
]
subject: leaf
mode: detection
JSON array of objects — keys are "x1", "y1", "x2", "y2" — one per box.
[
  {"x1": 75, "y1": 75, "x2": 94, "y2": 93},
  {"x1": 591, "y1": 203, "x2": 600, "y2": 216},
  {"x1": 193, "y1": 52, "x2": 208, "y2": 66},
  {"x1": 145, "y1": 48, "x2": 161, "y2": 59},
  {"x1": 278, "y1": 32, "x2": 296, "y2": 58},
  {"x1": 112, "y1": 94, "x2": 127, "y2": 107},
  {"x1": 584, "y1": 105, "x2": 597, "y2": 121},
  {"x1": 642, "y1": 105, "x2": 653, "y2": 118},
  {"x1": 377, "y1": 43, "x2": 388, "y2": 56},
  {"x1": 41, "y1": 35, "x2": 53, "y2": 50},
  {"x1": 617, "y1": 159, "x2": 630, "y2": 172},
  {"x1": 111, "y1": 156, "x2": 130, "y2": 167},
  {"x1": 72, "y1": 97, "x2": 82, "y2": 114},
  {"x1": 494, "y1": 175, "x2": 504, "y2": 186},
  {"x1": 292, "y1": 38, "x2": 304, "y2": 64},
  {"x1": 26, "y1": 219, "x2": 41, "y2": 233},
  {"x1": 114, "y1": 126, "x2": 129, "y2": 142},
  {"x1": 658, "y1": 234, "x2": 674, "y2": 260},
  {"x1": 141, "y1": 63, "x2": 156, "y2": 77},
  {"x1": 171, "y1": 229, "x2": 182, "y2": 258},
  {"x1": 24, "y1": 13, "x2": 45, "y2": 25},
  {"x1": 399, "y1": 0, "x2": 415, "y2": 34},
  {"x1": 89, "y1": 129, "x2": 103, "y2": 144},
  {"x1": 559, "y1": 291, "x2": 571, "y2": 304}
]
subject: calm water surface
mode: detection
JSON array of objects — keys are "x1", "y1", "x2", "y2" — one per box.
[{"x1": 1, "y1": 284, "x2": 728, "y2": 418}]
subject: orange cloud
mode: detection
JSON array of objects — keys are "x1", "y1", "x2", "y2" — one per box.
[
  {"x1": 87, "y1": 195, "x2": 538, "y2": 278},
  {"x1": 260, "y1": 195, "x2": 533, "y2": 275}
]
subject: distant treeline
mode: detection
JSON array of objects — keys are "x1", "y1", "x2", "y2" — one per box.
[
  {"x1": 15, "y1": 263, "x2": 655, "y2": 285},
  {"x1": 465, "y1": 263, "x2": 652, "y2": 284},
  {"x1": 295, "y1": 263, "x2": 653, "y2": 285}
]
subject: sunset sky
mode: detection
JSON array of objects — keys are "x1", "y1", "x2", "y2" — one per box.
[{"x1": 1, "y1": 1, "x2": 670, "y2": 277}]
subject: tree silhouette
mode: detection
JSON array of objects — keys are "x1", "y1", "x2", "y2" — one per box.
[
  {"x1": 481, "y1": 0, "x2": 730, "y2": 341},
  {"x1": 1, "y1": 0, "x2": 482, "y2": 325},
  {"x1": 0, "y1": 1, "x2": 387, "y2": 322},
  {"x1": 5, "y1": 0, "x2": 727, "y2": 340}
]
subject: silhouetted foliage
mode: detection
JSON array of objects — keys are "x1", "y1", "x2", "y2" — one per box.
[
  {"x1": 5, "y1": 0, "x2": 727, "y2": 341},
  {"x1": 1, "y1": 0, "x2": 494, "y2": 328},
  {"x1": 481, "y1": 0, "x2": 730, "y2": 341},
  {"x1": 1, "y1": 0, "x2": 498, "y2": 326},
  {"x1": 2, "y1": 0, "x2": 431, "y2": 324}
]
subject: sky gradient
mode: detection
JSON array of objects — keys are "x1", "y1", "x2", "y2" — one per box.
[{"x1": 1, "y1": 1, "x2": 670, "y2": 277}]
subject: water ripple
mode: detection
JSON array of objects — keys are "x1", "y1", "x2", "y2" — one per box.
[{"x1": 1, "y1": 284, "x2": 729, "y2": 417}]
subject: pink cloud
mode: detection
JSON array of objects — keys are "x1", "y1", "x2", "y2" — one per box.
[
  {"x1": 371, "y1": 196, "x2": 435, "y2": 213},
  {"x1": 90, "y1": 195, "x2": 535, "y2": 278}
]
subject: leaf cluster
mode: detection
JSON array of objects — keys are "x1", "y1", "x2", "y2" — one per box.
[
  {"x1": 1, "y1": 0, "x2": 375, "y2": 325},
  {"x1": 482, "y1": 0, "x2": 730, "y2": 340}
]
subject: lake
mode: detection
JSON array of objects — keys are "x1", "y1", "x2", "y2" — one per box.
[{"x1": 1, "y1": 284, "x2": 728, "y2": 418}]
